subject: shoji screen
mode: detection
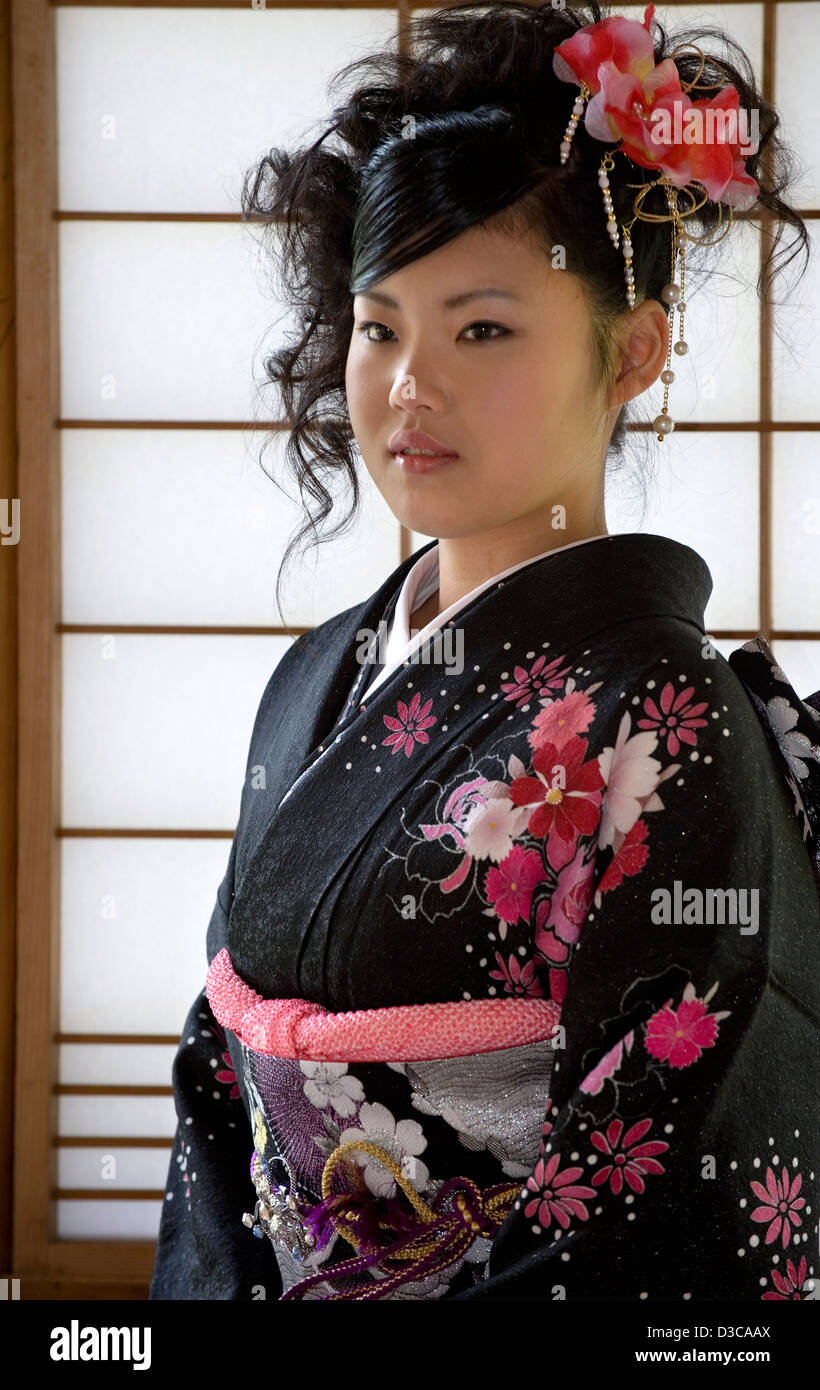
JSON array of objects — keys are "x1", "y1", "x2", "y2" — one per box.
[
  {"x1": 15, "y1": 1, "x2": 401, "y2": 1297},
  {"x1": 603, "y1": 4, "x2": 820, "y2": 694},
  {"x1": 10, "y1": 2, "x2": 819, "y2": 1300}
]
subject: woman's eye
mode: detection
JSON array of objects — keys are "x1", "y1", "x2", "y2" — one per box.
[
  {"x1": 356, "y1": 320, "x2": 509, "y2": 343},
  {"x1": 358, "y1": 321, "x2": 394, "y2": 343},
  {"x1": 461, "y1": 321, "x2": 509, "y2": 341}
]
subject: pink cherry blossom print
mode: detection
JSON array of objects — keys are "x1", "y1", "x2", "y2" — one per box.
[
  {"x1": 548, "y1": 967, "x2": 568, "y2": 1006},
  {"x1": 762, "y1": 1256, "x2": 811, "y2": 1299},
  {"x1": 529, "y1": 689, "x2": 597, "y2": 753},
  {"x1": 534, "y1": 924, "x2": 570, "y2": 965},
  {"x1": 579, "y1": 1031, "x2": 635, "y2": 1095},
  {"x1": 537, "y1": 1119, "x2": 554, "y2": 1159},
  {"x1": 381, "y1": 691, "x2": 437, "y2": 756},
  {"x1": 488, "y1": 949, "x2": 544, "y2": 999},
  {"x1": 589, "y1": 1117, "x2": 669, "y2": 1195},
  {"x1": 523, "y1": 1153, "x2": 597, "y2": 1229},
  {"x1": 535, "y1": 842, "x2": 596, "y2": 951},
  {"x1": 596, "y1": 712, "x2": 664, "y2": 850},
  {"x1": 597, "y1": 817, "x2": 650, "y2": 895},
  {"x1": 750, "y1": 1166, "x2": 806, "y2": 1249},
  {"x1": 214, "y1": 1049, "x2": 241, "y2": 1099},
  {"x1": 501, "y1": 653, "x2": 570, "y2": 708},
  {"x1": 534, "y1": 895, "x2": 571, "y2": 965},
  {"x1": 644, "y1": 991, "x2": 726, "y2": 1068},
  {"x1": 461, "y1": 792, "x2": 529, "y2": 866},
  {"x1": 484, "y1": 844, "x2": 545, "y2": 928},
  {"x1": 637, "y1": 681, "x2": 709, "y2": 756}
]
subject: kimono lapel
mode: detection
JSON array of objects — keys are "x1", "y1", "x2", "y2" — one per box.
[
  {"x1": 232, "y1": 539, "x2": 438, "y2": 895},
  {"x1": 228, "y1": 532, "x2": 714, "y2": 991}
]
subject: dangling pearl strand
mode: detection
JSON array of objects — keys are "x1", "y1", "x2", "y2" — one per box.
[
  {"x1": 598, "y1": 154, "x2": 636, "y2": 310},
  {"x1": 598, "y1": 152, "x2": 621, "y2": 252},
  {"x1": 621, "y1": 216, "x2": 636, "y2": 312},
  {"x1": 560, "y1": 81, "x2": 589, "y2": 164},
  {"x1": 653, "y1": 200, "x2": 689, "y2": 440}
]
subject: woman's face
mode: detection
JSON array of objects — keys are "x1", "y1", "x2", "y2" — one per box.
[{"x1": 345, "y1": 219, "x2": 634, "y2": 544}]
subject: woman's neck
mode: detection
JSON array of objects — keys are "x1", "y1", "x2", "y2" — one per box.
[
  {"x1": 409, "y1": 588, "x2": 441, "y2": 632},
  {"x1": 412, "y1": 521, "x2": 608, "y2": 626}
]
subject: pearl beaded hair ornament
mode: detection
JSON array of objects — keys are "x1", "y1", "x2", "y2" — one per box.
[{"x1": 554, "y1": 4, "x2": 761, "y2": 442}]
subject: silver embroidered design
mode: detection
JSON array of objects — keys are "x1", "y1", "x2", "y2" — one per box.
[{"x1": 403, "y1": 1039, "x2": 556, "y2": 1177}]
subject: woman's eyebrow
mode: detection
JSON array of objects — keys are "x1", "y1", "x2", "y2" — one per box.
[{"x1": 355, "y1": 287, "x2": 522, "y2": 310}]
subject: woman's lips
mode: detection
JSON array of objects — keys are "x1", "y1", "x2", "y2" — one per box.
[{"x1": 390, "y1": 450, "x2": 460, "y2": 474}]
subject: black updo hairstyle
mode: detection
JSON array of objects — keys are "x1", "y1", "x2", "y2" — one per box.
[{"x1": 240, "y1": 1, "x2": 809, "y2": 620}]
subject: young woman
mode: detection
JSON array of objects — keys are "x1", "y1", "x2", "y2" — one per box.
[{"x1": 150, "y1": 3, "x2": 820, "y2": 1301}]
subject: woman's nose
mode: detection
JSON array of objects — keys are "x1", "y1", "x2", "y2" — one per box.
[{"x1": 388, "y1": 365, "x2": 448, "y2": 413}]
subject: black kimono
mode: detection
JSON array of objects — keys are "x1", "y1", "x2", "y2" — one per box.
[{"x1": 149, "y1": 532, "x2": 820, "y2": 1301}]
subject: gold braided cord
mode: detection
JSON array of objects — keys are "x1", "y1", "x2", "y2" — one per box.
[
  {"x1": 322, "y1": 1139, "x2": 438, "y2": 1220},
  {"x1": 319, "y1": 1137, "x2": 521, "y2": 1258},
  {"x1": 483, "y1": 1186, "x2": 521, "y2": 1220}
]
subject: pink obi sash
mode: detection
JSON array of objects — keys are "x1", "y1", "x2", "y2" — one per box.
[{"x1": 205, "y1": 946, "x2": 562, "y2": 1061}]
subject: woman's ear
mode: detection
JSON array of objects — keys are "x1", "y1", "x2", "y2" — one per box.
[{"x1": 609, "y1": 299, "x2": 672, "y2": 410}]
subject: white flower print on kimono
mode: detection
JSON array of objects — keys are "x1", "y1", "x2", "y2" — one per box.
[{"x1": 338, "y1": 1100, "x2": 430, "y2": 1199}]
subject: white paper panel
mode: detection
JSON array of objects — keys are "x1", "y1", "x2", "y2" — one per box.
[
  {"x1": 58, "y1": 1147, "x2": 174, "y2": 1191},
  {"x1": 56, "y1": 1200, "x2": 163, "y2": 1241},
  {"x1": 59, "y1": 1044, "x2": 178, "y2": 1087},
  {"x1": 704, "y1": 636, "x2": 746, "y2": 665},
  {"x1": 61, "y1": 430, "x2": 401, "y2": 627},
  {"x1": 61, "y1": 633, "x2": 289, "y2": 829},
  {"x1": 772, "y1": 222, "x2": 820, "y2": 421},
  {"x1": 609, "y1": 431, "x2": 759, "y2": 630},
  {"x1": 775, "y1": 3, "x2": 820, "y2": 207},
  {"x1": 771, "y1": 434, "x2": 820, "y2": 630},
  {"x1": 633, "y1": 217, "x2": 760, "y2": 425},
  {"x1": 769, "y1": 641, "x2": 820, "y2": 703},
  {"x1": 60, "y1": 838, "x2": 237, "y2": 1034},
  {"x1": 59, "y1": 1096, "x2": 177, "y2": 1139},
  {"x1": 59, "y1": 221, "x2": 292, "y2": 421},
  {"x1": 57, "y1": 8, "x2": 398, "y2": 212},
  {"x1": 616, "y1": 6, "x2": 764, "y2": 77}
]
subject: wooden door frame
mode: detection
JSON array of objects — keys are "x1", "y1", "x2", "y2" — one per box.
[{"x1": 7, "y1": 0, "x2": 156, "y2": 1296}]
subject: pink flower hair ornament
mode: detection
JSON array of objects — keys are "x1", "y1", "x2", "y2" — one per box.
[{"x1": 553, "y1": 4, "x2": 761, "y2": 442}]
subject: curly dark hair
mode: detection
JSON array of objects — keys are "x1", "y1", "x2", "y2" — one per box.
[{"x1": 240, "y1": 1, "x2": 809, "y2": 622}]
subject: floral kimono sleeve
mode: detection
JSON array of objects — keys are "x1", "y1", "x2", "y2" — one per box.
[
  {"x1": 149, "y1": 839, "x2": 284, "y2": 1301},
  {"x1": 448, "y1": 645, "x2": 820, "y2": 1302}
]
